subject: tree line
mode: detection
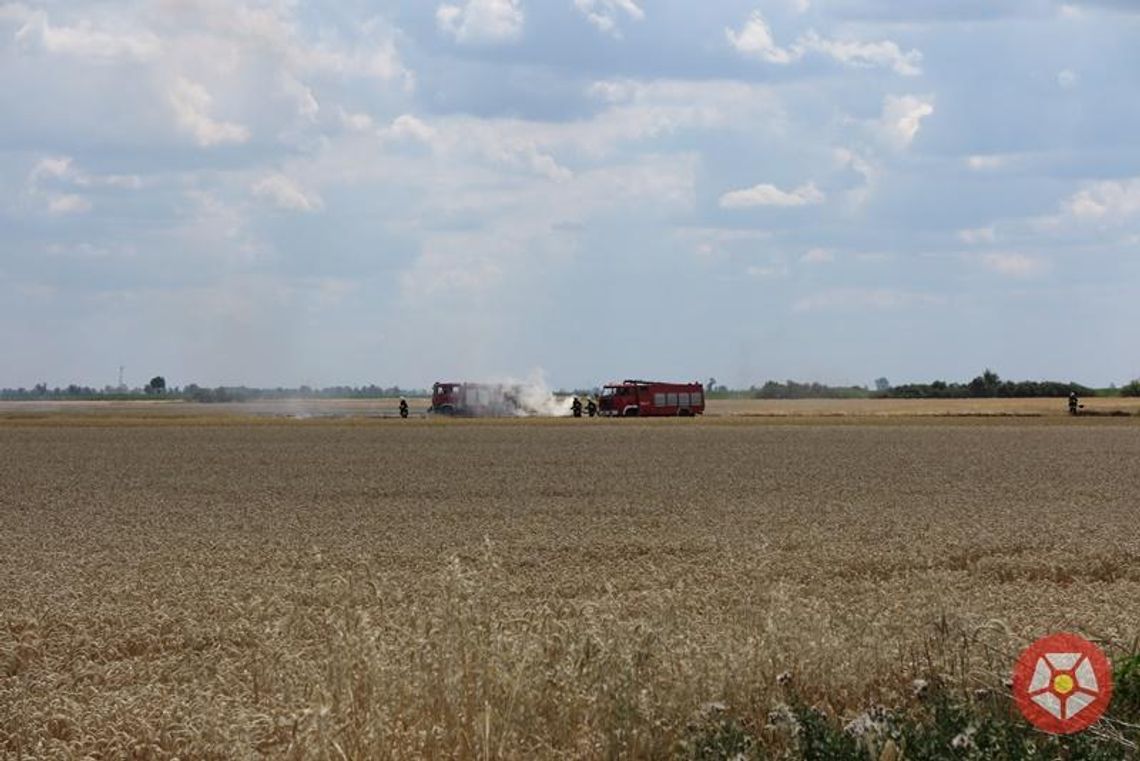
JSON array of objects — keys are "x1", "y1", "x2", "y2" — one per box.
[
  {"x1": 0, "y1": 381, "x2": 429, "y2": 402},
  {"x1": 740, "y1": 370, "x2": 1139, "y2": 399}
]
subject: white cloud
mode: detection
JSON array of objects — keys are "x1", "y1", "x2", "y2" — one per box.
[
  {"x1": 725, "y1": 12, "x2": 797, "y2": 64},
  {"x1": 25, "y1": 155, "x2": 140, "y2": 213},
  {"x1": 574, "y1": 0, "x2": 645, "y2": 37},
  {"x1": 146, "y1": 1, "x2": 413, "y2": 92},
  {"x1": 966, "y1": 154, "x2": 1009, "y2": 171},
  {"x1": 980, "y1": 252, "x2": 1045, "y2": 277},
  {"x1": 47, "y1": 194, "x2": 92, "y2": 214},
  {"x1": 1061, "y1": 178, "x2": 1140, "y2": 221},
  {"x1": 377, "y1": 79, "x2": 780, "y2": 185},
  {"x1": 29, "y1": 156, "x2": 141, "y2": 189},
  {"x1": 83, "y1": 174, "x2": 143, "y2": 190},
  {"x1": 401, "y1": 243, "x2": 508, "y2": 301},
  {"x1": 797, "y1": 31, "x2": 922, "y2": 76},
  {"x1": 169, "y1": 77, "x2": 251, "y2": 147},
  {"x1": 392, "y1": 153, "x2": 695, "y2": 311},
  {"x1": 1057, "y1": 69, "x2": 1079, "y2": 89},
  {"x1": 793, "y1": 288, "x2": 943, "y2": 313},
  {"x1": 0, "y1": 4, "x2": 32, "y2": 23},
  {"x1": 746, "y1": 263, "x2": 789, "y2": 278},
  {"x1": 834, "y1": 147, "x2": 879, "y2": 207},
  {"x1": 339, "y1": 109, "x2": 375, "y2": 132},
  {"x1": 726, "y1": 13, "x2": 922, "y2": 75},
  {"x1": 580, "y1": 80, "x2": 784, "y2": 153},
  {"x1": 958, "y1": 226, "x2": 996, "y2": 244},
  {"x1": 833, "y1": 148, "x2": 875, "y2": 181},
  {"x1": 437, "y1": 0, "x2": 524, "y2": 44},
  {"x1": 519, "y1": 146, "x2": 574, "y2": 182},
  {"x1": 482, "y1": 136, "x2": 573, "y2": 182},
  {"x1": 29, "y1": 156, "x2": 72, "y2": 183},
  {"x1": 678, "y1": 226, "x2": 772, "y2": 262},
  {"x1": 381, "y1": 114, "x2": 438, "y2": 144},
  {"x1": 280, "y1": 75, "x2": 319, "y2": 120},
  {"x1": 879, "y1": 94, "x2": 934, "y2": 147},
  {"x1": 801, "y1": 247, "x2": 834, "y2": 263},
  {"x1": 587, "y1": 80, "x2": 634, "y2": 103},
  {"x1": 788, "y1": 0, "x2": 811, "y2": 13},
  {"x1": 14, "y1": 11, "x2": 161, "y2": 61},
  {"x1": 297, "y1": 37, "x2": 411, "y2": 88},
  {"x1": 720, "y1": 181, "x2": 824, "y2": 209},
  {"x1": 252, "y1": 174, "x2": 323, "y2": 212}
]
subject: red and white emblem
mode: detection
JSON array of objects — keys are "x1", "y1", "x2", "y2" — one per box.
[{"x1": 1012, "y1": 632, "x2": 1113, "y2": 734}]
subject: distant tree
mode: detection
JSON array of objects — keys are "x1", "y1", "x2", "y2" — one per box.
[
  {"x1": 1122, "y1": 380, "x2": 1140, "y2": 397},
  {"x1": 874, "y1": 377, "x2": 891, "y2": 392},
  {"x1": 707, "y1": 377, "x2": 716, "y2": 393},
  {"x1": 146, "y1": 376, "x2": 167, "y2": 395},
  {"x1": 968, "y1": 368, "x2": 1001, "y2": 398}
]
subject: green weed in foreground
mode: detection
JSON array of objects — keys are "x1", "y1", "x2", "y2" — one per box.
[{"x1": 682, "y1": 650, "x2": 1140, "y2": 760}]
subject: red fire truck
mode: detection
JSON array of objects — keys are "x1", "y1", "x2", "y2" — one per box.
[
  {"x1": 430, "y1": 382, "x2": 527, "y2": 416},
  {"x1": 596, "y1": 380, "x2": 705, "y2": 417}
]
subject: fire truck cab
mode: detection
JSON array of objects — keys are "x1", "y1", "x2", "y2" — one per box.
[
  {"x1": 597, "y1": 380, "x2": 705, "y2": 417},
  {"x1": 430, "y1": 382, "x2": 461, "y2": 414}
]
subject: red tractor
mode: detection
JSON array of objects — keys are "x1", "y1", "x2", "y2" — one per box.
[{"x1": 596, "y1": 380, "x2": 705, "y2": 417}]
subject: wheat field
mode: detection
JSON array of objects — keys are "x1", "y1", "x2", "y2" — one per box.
[{"x1": 2, "y1": 406, "x2": 1140, "y2": 758}]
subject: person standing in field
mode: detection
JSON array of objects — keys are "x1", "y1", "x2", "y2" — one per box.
[
  {"x1": 571, "y1": 397, "x2": 582, "y2": 418},
  {"x1": 1068, "y1": 392, "x2": 1079, "y2": 415},
  {"x1": 399, "y1": 397, "x2": 409, "y2": 418}
]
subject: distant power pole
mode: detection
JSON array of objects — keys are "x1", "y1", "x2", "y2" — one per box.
[{"x1": 118, "y1": 365, "x2": 125, "y2": 391}]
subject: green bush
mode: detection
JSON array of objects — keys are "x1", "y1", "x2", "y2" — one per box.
[{"x1": 1113, "y1": 649, "x2": 1140, "y2": 719}]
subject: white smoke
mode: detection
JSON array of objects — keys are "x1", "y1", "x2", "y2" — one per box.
[
  {"x1": 442, "y1": 369, "x2": 574, "y2": 417},
  {"x1": 506, "y1": 369, "x2": 574, "y2": 417}
]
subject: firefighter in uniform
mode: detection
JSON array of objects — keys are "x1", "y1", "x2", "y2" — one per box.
[
  {"x1": 571, "y1": 397, "x2": 582, "y2": 418},
  {"x1": 586, "y1": 398, "x2": 597, "y2": 417},
  {"x1": 1068, "y1": 391, "x2": 1079, "y2": 415},
  {"x1": 399, "y1": 397, "x2": 409, "y2": 418}
]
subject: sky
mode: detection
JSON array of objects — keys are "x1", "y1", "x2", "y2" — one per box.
[{"x1": 1, "y1": 0, "x2": 1138, "y2": 390}]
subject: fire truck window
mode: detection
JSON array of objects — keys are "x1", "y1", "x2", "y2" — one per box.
[
  {"x1": 678, "y1": 392, "x2": 690, "y2": 407},
  {"x1": 667, "y1": 393, "x2": 678, "y2": 406},
  {"x1": 692, "y1": 392, "x2": 703, "y2": 405},
  {"x1": 654, "y1": 393, "x2": 666, "y2": 406}
]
